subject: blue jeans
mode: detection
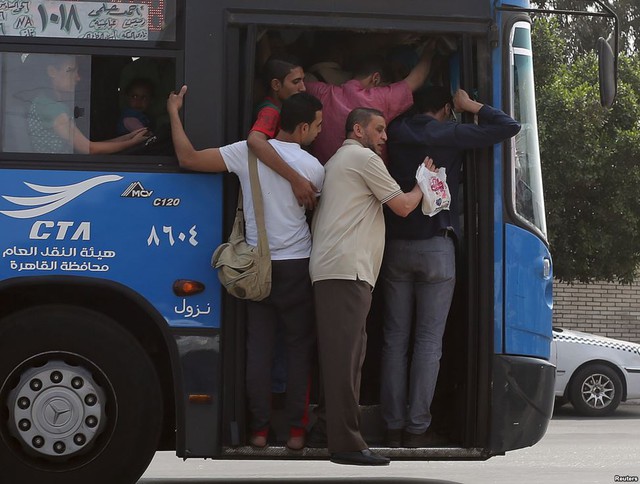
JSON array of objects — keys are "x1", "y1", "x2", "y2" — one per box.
[{"x1": 380, "y1": 237, "x2": 456, "y2": 433}]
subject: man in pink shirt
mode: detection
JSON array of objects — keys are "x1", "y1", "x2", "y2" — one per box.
[{"x1": 306, "y1": 42, "x2": 435, "y2": 164}]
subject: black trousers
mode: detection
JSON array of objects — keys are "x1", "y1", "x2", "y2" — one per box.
[{"x1": 245, "y1": 258, "x2": 315, "y2": 431}]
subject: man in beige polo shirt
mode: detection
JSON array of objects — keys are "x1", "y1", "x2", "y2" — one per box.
[{"x1": 310, "y1": 107, "x2": 431, "y2": 466}]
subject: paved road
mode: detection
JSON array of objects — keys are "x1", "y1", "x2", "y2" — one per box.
[{"x1": 140, "y1": 402, "x2": 640, "y2": 484}]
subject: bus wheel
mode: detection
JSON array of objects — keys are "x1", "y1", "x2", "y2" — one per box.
[
  {"x1": 568, "y1": 364, "x2": 623, "y2": 417},
  {"x1": 0, "y1": 305, "x2": 163, "y2": 484}
]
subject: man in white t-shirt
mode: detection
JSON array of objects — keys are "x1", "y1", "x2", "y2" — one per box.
[{"x1": 168, "y1": 90, "x2": 324, "y2": 450}]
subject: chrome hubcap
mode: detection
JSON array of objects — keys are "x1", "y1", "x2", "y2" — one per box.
[
  {"x1": 581, "y1": 373, "x2": 615, "y2": 409},
  {"x1": 8, "y1": 360, "x2": 106, "y2": 459}
]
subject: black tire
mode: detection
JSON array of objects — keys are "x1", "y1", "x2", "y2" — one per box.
[
  {"x1": 0, "y1": 305, "x2": 163, "y2": 484},
  {"x1": 568, "y1": 363, "x2": 623, "y2": 417},
  {"x1": 554, "y1": 396, "x2": 569, "y2": 409}
]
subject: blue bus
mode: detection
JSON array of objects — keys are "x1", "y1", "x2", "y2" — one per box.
[{"x1": 0, "y1": 1, "x2": 617, "y2": 482}]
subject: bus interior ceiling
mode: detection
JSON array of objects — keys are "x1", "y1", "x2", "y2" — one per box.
[{"x1": 222, "y1": 26, "x2": 484, "y2": 449}]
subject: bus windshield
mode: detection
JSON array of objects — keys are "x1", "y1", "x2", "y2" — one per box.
[{"x1": 510, "y1": 21, "x2": 547, "y2": 238}]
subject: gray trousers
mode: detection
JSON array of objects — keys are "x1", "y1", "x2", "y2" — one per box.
[
  {"x1": 246, "y1": 258, "x2": 315, "y2": 431},
  {"x1": 314, "y1": 279, "x2": 372, "y2": 453},
  {"x1": 380, "y1": 237, "x2": 456, "y2": 433}
]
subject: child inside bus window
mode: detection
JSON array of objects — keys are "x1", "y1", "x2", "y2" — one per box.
[
  {"x1": 119, "y1": 57, "x2": 175, "y2": 134},
  {"x1": 117, "y1": 78, "x2": 155, "y2": 136},
  {"x1": 27, "y1": 54, "x2": 150, "y2": 155}
]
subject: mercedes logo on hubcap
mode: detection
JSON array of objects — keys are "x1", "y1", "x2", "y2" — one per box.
[{"x1": 44, "y1": 398, "x2": 73, "y2": 427}]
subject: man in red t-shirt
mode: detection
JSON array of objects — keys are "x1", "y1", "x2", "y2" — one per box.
[{"x1": 247, "y1": 56, "x2": 319, "y2": 209}]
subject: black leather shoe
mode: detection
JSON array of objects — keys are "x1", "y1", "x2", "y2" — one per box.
[{"x1": 330, "y1": 449, "x2": 390, "y2": 466}]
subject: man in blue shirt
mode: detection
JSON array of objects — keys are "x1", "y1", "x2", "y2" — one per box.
[{"x1": 381, "y1": 86, "x2": 520, "y2": 447}]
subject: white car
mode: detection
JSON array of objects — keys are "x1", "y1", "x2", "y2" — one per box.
[{"x1": 551, "y1": 327, "x2": 640, "y2": 416}]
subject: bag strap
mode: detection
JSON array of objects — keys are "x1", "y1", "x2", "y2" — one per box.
[
  {"x1": 247, "y1": 150, "x2": 271, "y2": 258},
  {"x1": 233, "y1": 190, "x2": 244, "y2": 235}
]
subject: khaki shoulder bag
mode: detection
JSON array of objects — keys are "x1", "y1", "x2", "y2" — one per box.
[{"x1": 211, "y1": 150, "x2": 272, "y2": 301}]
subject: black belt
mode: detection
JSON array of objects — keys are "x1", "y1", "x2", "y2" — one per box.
[{"x1": 438, "y1": 229, "x2": 453, "y2": 238}]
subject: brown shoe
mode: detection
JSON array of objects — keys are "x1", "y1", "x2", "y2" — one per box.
[
  {"x1": 250, "y1": 428, "x2": 269, "y2": 448},
  {"x1": 286, "y1": 427, "x2": 305, "y2": 450}
]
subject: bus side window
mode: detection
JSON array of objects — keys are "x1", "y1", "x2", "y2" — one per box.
[
  {"x1": 118, "y1": 57, "x2": 176, "y2": 136},
  {"x1": 1, "y1": 53, "x2": 176, "y2": 157},
  {"x1": 90, "y1": 56, "x2": 131, "y2": 142},
  {"x1": 1, "y1": 53, "x2": 38, "y2": 153}
]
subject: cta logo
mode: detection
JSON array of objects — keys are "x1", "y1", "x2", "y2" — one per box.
[
  {"x1": 29, "y1": 221, "x2": 91, "y2": 241},
  {"x1": 121, "y1": 182, "x2": 153, "y2": 198}
]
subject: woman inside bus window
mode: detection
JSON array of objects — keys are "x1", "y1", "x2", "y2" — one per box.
[{"x1": 27, "y1": 54, "x2": 150, "y2": 154}]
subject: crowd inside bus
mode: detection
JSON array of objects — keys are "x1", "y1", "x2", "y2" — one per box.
[{"x1": 163, "y1": 30, "x2": 520, "y2": 466}]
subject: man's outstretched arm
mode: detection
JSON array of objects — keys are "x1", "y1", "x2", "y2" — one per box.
[
  {"x1": 167, "y1": 85, "x2": 227, "y2": 173},
  {"x1": 404, "y1": 39, "x2": 437, "y2": 92}
]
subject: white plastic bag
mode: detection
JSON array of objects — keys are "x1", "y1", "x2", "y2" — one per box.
[{"x1": 415, "y1": 165, "x2": 451, "y2": 217}]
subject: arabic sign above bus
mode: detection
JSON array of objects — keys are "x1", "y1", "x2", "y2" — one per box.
[{"x1": 0, "y1": 1, "x2": 151, "y2": 41}]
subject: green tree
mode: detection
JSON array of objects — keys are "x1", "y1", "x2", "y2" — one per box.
[
  {"x1": 533, "y1": 0, "x2": 640, "y2": 54},
  {"x1": 533, "y1": 17, "x2": 640, "y2": 282}
]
